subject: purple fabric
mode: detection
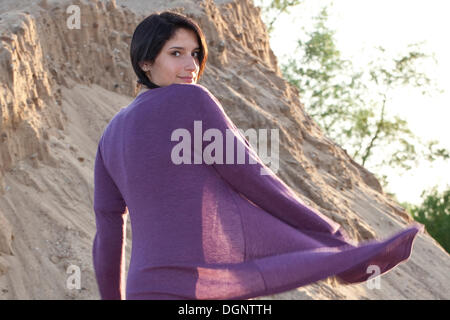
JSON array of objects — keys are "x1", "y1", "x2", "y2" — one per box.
[{"x1": 93, "y1": 83, "x2": 424, "y2": 300}]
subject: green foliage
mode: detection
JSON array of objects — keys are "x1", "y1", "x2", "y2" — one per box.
[
  {"x1": 278, "y1": 5, "x2": 449, "y2": 174},
  {"x1": 254, "y1": 0, "x2": 304, "y2": 33},
  {"x1": 400, "y1": 186, "x2": 450, "y2": 254}
]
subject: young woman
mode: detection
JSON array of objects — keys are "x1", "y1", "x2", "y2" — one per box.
[{"x1": 92, "y1": 11, "x2": 424, "y2": 300}]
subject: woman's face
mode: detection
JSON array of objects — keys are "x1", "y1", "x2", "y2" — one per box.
[{"x1": 141, "y1": 28, "x2": 201, "y2": 86}]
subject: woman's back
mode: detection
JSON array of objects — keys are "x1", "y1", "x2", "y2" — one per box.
[{"x1": 93, "y1": 84, "x2": 423, "y2": 300}]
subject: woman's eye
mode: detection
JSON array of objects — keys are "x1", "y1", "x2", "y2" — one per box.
[{"x1": 172, "y1": 51, "x2": 200, "y2": 57}]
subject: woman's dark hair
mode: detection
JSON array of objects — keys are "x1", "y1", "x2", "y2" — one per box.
[{"x1": 130, "y1": 11, "x2": 208, "y2": 90}]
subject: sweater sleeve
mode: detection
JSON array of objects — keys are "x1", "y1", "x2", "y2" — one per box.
[
  {"x1": 92, "y1": 138, "x2": 127, "y2": 300},
  {"x1": 185, "y1": 84, "x2": 349, "y2": 242}
]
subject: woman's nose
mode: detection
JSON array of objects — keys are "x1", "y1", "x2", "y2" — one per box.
[{"x1": 185, "y1": 56, "x2": 199, "y2": 71}]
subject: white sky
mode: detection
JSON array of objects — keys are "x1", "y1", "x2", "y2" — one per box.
[{"x1": 260, "y1": 0, "x2": 450, "y2": 205}]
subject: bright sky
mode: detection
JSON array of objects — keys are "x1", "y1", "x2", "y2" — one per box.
[{"x1": 259, "y1": 0, "x2": 450, "y2": 205}]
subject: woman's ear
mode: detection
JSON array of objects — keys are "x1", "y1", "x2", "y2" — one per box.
[{"x1": 139, "y1": 61, "x2": 152, "y2": 72}]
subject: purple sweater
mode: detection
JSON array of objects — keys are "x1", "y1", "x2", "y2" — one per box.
[{"x1": 93, "y1": 83, "x2": 423, "y2": 300}]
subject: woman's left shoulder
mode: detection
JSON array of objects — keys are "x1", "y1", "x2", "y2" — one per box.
[
  {"x1": 167, "y1": 83, "x2": 219, "y2": 106},
  {"x1": 170, "y1": 83, "x2": 212, "y2": 96}
]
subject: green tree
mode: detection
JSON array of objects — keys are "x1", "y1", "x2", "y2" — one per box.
[
  {"x1": 401, "y1": 186, "x2": 450, "y2": 254},
  {"x1": 273, "y1": 5, "x2": 448, "y2": 188},
  {"x1": 254, "y1": 0, "x2": 304, "y2": 33}
]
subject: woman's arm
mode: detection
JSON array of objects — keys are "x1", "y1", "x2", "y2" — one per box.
[
  {"x1": 93, "y1": 139, "x2": 127, "y2": 300},
  {"x1": 181, "y1": 84, "x2": 349, "y2": 241}
]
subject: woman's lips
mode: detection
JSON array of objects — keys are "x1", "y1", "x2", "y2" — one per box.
[{"x1": 179, "y1": 76, "x2": 194, "y2": 82}]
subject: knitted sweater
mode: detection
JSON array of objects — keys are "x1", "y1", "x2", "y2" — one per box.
[{"x1": 93, "y1": 83, "x2": 423, "y2": 299}]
